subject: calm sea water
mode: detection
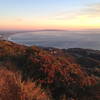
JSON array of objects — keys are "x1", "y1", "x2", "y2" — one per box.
[{"x1": 8, "y1": 30, "x2": 100, "y2": 50}]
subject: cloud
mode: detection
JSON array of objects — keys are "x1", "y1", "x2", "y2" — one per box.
[
  {"x1": 40, "y1": 3, "x2": 100, "y2": 30},
  {"x1": 50, "y1": 3, "x2": 100, "y2": 20},
  {"x1": 84, "y1": 3, "x2": 100, "y2": 13},
  {"x1": 79, "y1": 3, "x2": 100, "y2": 17},
  {"x1": 16, "y1": 18, "x2": 23, "y2": 22},
  {"x1": 51, "y1": 12, "x2": 78, "y2": 20}
]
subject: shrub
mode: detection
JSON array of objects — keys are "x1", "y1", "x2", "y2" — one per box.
[{"x1": 0, "y1": 68, "x2": 50, "y2": 100}]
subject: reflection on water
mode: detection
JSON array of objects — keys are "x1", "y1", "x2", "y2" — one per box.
[{"x1": 8, "y1": 31, "x2": 100, "y2": 50}]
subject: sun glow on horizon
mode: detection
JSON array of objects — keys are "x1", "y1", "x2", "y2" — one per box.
[{"x1": 0, "y1": 0, "x2": 100, "y2": 30}]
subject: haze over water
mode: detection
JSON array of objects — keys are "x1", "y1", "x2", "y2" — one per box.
[{"x1": 9, "y1": 30, "x2": 100, "y2": 50}]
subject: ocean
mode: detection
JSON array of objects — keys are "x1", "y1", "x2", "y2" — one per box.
[{"x1": 8, "y1": 30, "x2": 100, "y2": 50}]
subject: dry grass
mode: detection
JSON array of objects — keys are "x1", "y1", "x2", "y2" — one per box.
[{"x1": 0, "y1": 68, "x2": 50, "y2": 100}]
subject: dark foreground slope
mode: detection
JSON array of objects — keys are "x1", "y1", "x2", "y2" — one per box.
[{"x1": 0, "y1": 40, "x2": 100, "y2": 100}]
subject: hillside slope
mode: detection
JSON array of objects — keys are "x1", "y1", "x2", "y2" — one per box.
[{"x1": 0, "y1": 40, "x2": 100, "y2": 100}]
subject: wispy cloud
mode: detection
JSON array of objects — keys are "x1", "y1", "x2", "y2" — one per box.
[
  {"x1": 16, "y1": 18, "x2": 23, "y2": 22},
  {"x1": 0, "y1": 2, "x2": 100, "y2": 30},
  {"x1": 79, "y1": 3, "x2": 100, "y2": 17},
  {"x1": 50, "y1": 3, "x2": 100, "y2": 20},
  {"x1": 83, "y1": 3, "x2": 100, "y2": 13},
  {"x1": 40, "y1": 3, "x2": 100, "y2": 30}
]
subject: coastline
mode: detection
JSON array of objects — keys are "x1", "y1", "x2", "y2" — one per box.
[
  {"x1": 1, "y1": 30, "x2": 100, "y2": 50},
  {"x1": 0, "y1": 32, "x2": 16, "y2": 41}
]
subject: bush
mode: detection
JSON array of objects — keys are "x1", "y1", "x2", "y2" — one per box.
[{"x1": 0, "y1": 68, "x2": 50, "y2": 100}]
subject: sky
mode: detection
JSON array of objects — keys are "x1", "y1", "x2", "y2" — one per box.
[{"x1": 0, "y1": 0, "x2": 100, "y2": 30}]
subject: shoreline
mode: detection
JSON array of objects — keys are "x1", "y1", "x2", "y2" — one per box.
[{"x1": 1, "y1": 30, "x2": 100, "y2": 51}]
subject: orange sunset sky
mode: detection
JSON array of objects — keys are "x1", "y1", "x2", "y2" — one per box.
[{"x1": 0, "y1": 0, "x2": 100, "y2": 30}]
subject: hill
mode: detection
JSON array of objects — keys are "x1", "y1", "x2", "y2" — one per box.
[{"x1": 0, "y1": 40, "x2": 100, "y2": 100}]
